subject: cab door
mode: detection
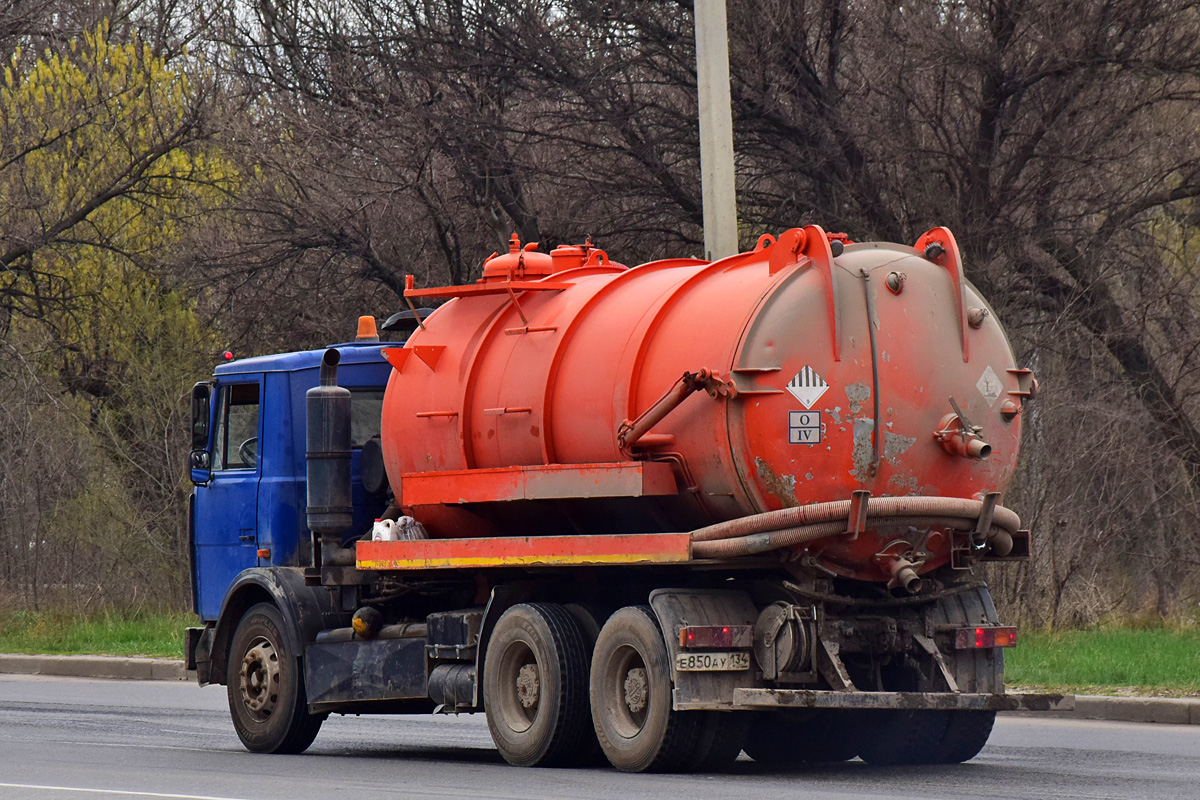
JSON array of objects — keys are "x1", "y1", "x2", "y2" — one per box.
[{"x1": 192, "y1": 379, "x2": 262, "y2": 621}]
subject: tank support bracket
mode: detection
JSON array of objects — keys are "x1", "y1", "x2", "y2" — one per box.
[
  {"x1": 913, "y1": 633, "x2": 960, "y2": 693},
  {"x1": 846, "y1": 489, "x2": 871, "y2": 539},
  {"x1": 817, "y1": 638, "x2": 857, "y2": 692}
]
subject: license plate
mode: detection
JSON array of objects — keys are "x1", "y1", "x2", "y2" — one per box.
[{"x1": 675, "y1": 651, "x2": 751, "y2": 672}]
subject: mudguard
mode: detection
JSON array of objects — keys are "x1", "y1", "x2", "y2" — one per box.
[
  {"x1": 198, "y1": 567, "x2": 351, "y2": 686},
  {"x1": 648, "y1": 588, "x2": 758, "y2": 710}
]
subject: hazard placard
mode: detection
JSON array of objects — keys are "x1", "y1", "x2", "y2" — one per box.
[
  {"x1": 787, "y1": 366, "x2": 830, "y2": 409},
  {"x1": 789, "y1": 410, "x2": 822, "y2": 444}
]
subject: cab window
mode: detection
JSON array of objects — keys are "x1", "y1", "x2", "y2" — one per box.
[
  {"x1": 213, "y1": 383, "x2": 261, "y2": 470},
  {"x1": 350, "y1": 389, "x2": 385, "y2": 447}
]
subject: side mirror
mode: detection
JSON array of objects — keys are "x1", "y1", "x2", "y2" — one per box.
[
  {"x1": 191, "y1": 383, "x2": 211, "y2": 449},
  {"x1": 190, "y1": 383, "x2": 212, "y2": 484},
  {"x1": 190, "y1": 448, "x2": 212, "y2": 486}
]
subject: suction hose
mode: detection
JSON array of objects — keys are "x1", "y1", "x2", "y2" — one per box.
[{"x1": 689, "y1": 496, "x2": 1019, "y2": 559}]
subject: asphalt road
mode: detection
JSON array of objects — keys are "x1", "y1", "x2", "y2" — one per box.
[{"x1": 1, "y1": 675, "x2": 1198, "y2": 800}]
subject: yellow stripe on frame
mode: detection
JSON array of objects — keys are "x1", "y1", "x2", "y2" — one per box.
[{"x1": 357, "y1": 552, "x2": 691, "y2": 570}]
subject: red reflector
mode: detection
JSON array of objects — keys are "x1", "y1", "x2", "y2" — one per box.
[
  {"x1": 955, "y1": 626, "x2": 1018, "y2": 649},
  {"x1": 256, "y1": 548, "x2": 270, "y2": 559},
  {"x1": 995, "y1": 628, "x2": 1017, "y2": 647},
  {"x1": 679, "y1": 625, "x2": 753, "y2": 649}
]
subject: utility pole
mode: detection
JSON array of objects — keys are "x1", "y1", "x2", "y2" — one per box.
[{"x1": 694, "y1": 0, "x2": 738, "y2": 260}]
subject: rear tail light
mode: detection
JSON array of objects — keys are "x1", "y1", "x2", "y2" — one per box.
[
  {"x1": 955, "y1": 626, "x2": 1018, "y2": 649},
  {"x1": 679, "y1": 625, "x2": 753, "y2": 649}
]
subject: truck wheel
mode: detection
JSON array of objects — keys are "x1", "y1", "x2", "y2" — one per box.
[
  {"x1": 687, "y1": 711, "x2": 751, "y2": 771},
  {"x1": 226, "y1": 602, "x2": 323, "y2": 754},
  {"x1": 590, "y1": 605, "x2": 704, "y2": 773},
  {"x1": 743, "y1": 709, "x2": 861, "y2": 764},
  {"x1": 855, "y1": 709, "x2": 950, "y2": 765},
  {"x1": 483, "y1": 603, "x2": 595, "y2": 767},
  {"x1": 934, "y1": 710, "x2": 996, "y2": 763}
]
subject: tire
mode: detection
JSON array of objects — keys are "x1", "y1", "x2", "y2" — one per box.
[
  {"x1": 925, "y1": 585, "x2": 999, "y2": 763},
  {"x1": 743, "y1": 709, "x2": 862, "y2": 765},
  {"x1": 483, "y1": 603, "x2": 596, "y2": 767},
  {"x1": 688, "y1": 711, "x2": 751, "y2": 772},
  {"x1": 563, "y1": 603, "x2": 605, "y2": 649},
  {"x1": 928, "y1": 585, "x2": 1004, "y2": 695},
  {"x1": 855, "y1": 710, "x2": 950, "y2": 765},
  {"x1": 590, "y1": 605, "x2": 705, "y2": 773},
  {"x1": 226, "y1": 602, "x2": 323, "y2": 754},
  {"x1": 934, "y1": 710, "x2": 996, "y2": 763}
]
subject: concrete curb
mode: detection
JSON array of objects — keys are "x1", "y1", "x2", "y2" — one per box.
[
  {"x1": 1, "y1": 655, "x2": 1198, "y2": 725},
  {"x1": 1050, "y1": 695, "x2": 1200, "y2": 725},
  {"x1": 0, "y1": 654, "x2": 189, "y2": 682}
]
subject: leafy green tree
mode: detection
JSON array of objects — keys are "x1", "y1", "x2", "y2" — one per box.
[{"x1": 0, "y1": 22, "x2": 232, "y2": 610}]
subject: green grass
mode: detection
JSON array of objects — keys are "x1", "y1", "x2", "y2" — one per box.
[
  {"x1": 0, "y1": 610, "x2": 196, "y2": 658},
  {"x1": 1006, "y1": 628, "x2": 1200, "y2": 696}
]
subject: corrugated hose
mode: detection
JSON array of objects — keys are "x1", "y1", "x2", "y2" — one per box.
[{"x1": 689, "y1": 496, "x2": 1019, "y2": 559}]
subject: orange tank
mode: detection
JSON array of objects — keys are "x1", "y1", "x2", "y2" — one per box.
[{"x1": 379, "y1": 227, "x2": 1033, "y2": 584}]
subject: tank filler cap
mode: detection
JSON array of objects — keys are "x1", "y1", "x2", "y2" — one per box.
[
  {"x1": 550, "y1": 243, "x2": 588, "y2": 273},
  {"x1": 826, "y1": 231, "x2": 852, "y2": 257},
  {"x1": 481, "y1": 233, "x2": 555, "y2": 281}
]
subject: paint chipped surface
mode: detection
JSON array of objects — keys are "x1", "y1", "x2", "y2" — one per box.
[
  {"x1": 846, "y1": 382, "x2": 871, "y2": 415},
  {"x1": 828, "y1": 406, "x2": 843, "y2": 425},
  {"x1": 851, "y1": 418, "x2": 875, "y2": 481},
  {"x1": 756, "y1": 457, "x2": 798, "y2": 506},
  {"x1": 848, "y1": 422, "x2": 913, "y2": 481},
  {"x1": 889, "y1": 474, "x2": 920, "y2": 493},
  {"x1": 884, "y1": 432, "x2": 916, "y2": 464}
]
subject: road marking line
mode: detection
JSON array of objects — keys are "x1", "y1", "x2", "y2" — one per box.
[{"x1": 0, "y1": 784, "x2": 253, "y2": 800}]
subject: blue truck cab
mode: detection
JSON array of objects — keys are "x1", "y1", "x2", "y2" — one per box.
[{"x1": 188, "y1": 341, "x2": 392, "y2": 622}]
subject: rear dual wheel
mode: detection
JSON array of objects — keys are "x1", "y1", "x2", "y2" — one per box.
[
  {"x1": 489, "y1": 603, "x2": 745, "y2": 773},
  {"x1": 743, "y1": 709, "x2": 861, "y2": 765},
  {"x1": 934, "y1": 710, "x2": 996, "y2": 763},
  {"x1": 483, "y1": 603, "x2": 599, "y2": 767},
  {"x1": 589, "y1": 605, "x2": 745, "y2": 773},
  {"x1": 854, "y1": 709, "x2": 995, "y2": 765}
]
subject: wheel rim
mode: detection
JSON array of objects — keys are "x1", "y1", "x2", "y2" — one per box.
[
  {"x1": 494, "y1": 639, "x2": 540, "y2": 734},
  {"x1": 606, "y1": 644, "x2": 649, "y2": 739},
  {"x1": 238, "y1": 636, "x2": 281, "y2": 720}
]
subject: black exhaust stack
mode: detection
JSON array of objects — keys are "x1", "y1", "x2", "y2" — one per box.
[{"x1": 306, "y1": 349, "x2": 353, "y2": 581}]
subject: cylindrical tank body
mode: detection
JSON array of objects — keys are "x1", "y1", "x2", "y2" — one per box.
[{"x1": 381, "y1": 230, "x2": 1025, "y2": 583}]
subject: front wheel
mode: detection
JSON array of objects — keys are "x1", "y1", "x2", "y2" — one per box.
[{"x1": 226, "y1": 603, "x2": 323, "y2": 754}]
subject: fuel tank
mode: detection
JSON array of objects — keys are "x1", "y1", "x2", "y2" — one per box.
[{"x1": 379, "y1": 227, "x2": 1031, "y2": 582}]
